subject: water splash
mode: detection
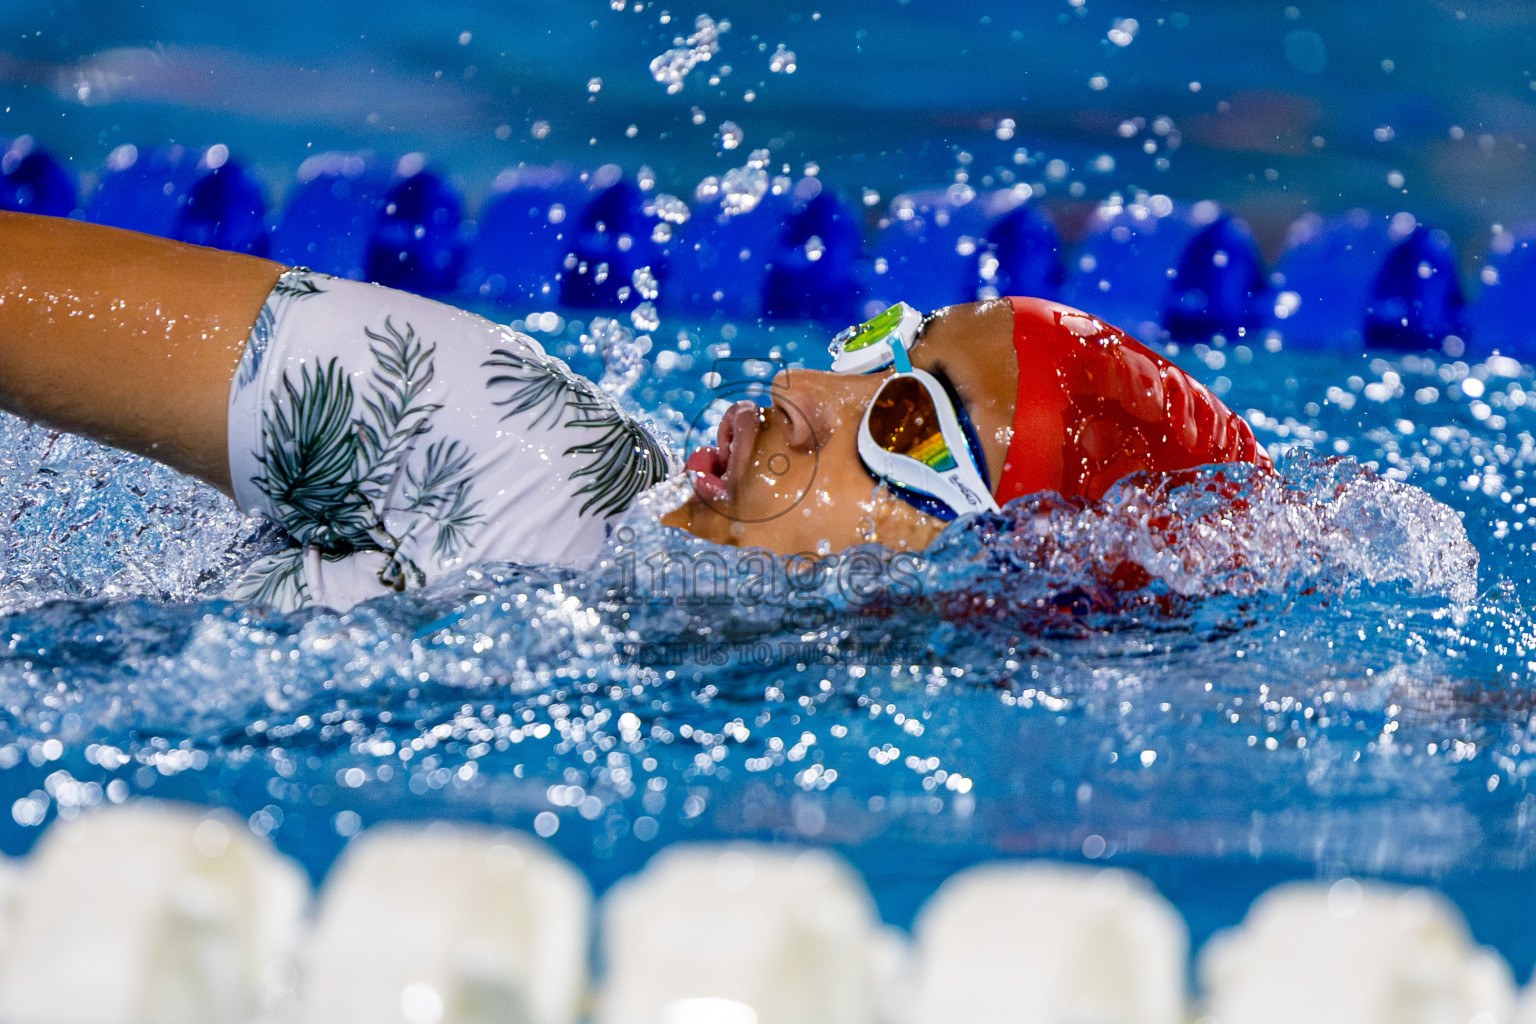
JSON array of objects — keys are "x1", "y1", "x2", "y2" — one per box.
[
  {"x1": 920, "y1": 451, "x2": 1477, "y2": 635},
  {"x1": 695, "y1": 149, "x2": 772, "y2": 218},
  {"x1": 642, "y1": 192, "x2": 690, "y2": 248},
  {"x1": 631, "y1": 266, "x2": 660, "y2": 301},
  {"x1": 581, "y1": 450, "x2": 1476, "y2": 656},
  {"x1": 630, "y1": 302, "x2": 660, "y2": 333},
  {"x1": 645, "y1": 194, "x2": 691, "y2": 226},
  {"x1": 0, "y1": 417, "x2": 269, "y2": 616},
  {"x1": 586, "y1": 316, "x2": 653, "y2": 398},
  {"x1": 0, "y1": 442, "x2": 1487, "y2": 750},
  {"x1": 649, "y1": 15, "x2": 729, "y2": 95}
]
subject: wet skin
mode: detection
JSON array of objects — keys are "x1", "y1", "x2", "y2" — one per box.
[
  {"x1": 0, "y1": 211, "x2": 281, "y2": 493},
  {"x1": 661, "y1": 299, "x2": 1020, "y2": 556}
]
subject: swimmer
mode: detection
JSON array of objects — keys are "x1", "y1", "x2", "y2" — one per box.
[{"x1": 0, "y1": 211, "x2": 1267, "y2": 609}]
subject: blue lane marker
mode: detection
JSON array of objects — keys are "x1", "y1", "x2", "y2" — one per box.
[
  {"x1": 0, "y1": 140, "x2": 76, "y2": 219},
  {"x1": 1469, "y1": 222, "x2": 1536, "y2": 359},
  {"x1": 1059, "y1": 199, "x2": 1199, "y2": 345},
  {"x1": 980, "y1": 202, "x2": 1063, "y2": 302},
  {"x1": 270, "y1": 153, "x2": 389, "y2": 281},
  {"x1": 662, "y1": 190, "x2": 791, "y2": 320},
  {"x1": 1364, "y1": 224, "x2": 1466, "y2": 351},
  {"x1": 85, "y1": 144, "x2": 196, "y2": 238},
  {"x1": 871, "y1": 187, "x2": 997, "y2": 312},
  {"x1": 1265, "y1": 210, "x2": 1395, "y2": 351},
  {"x1": 175, "y1": 151, "x2": 268, "y2": 256},
  {"x1": 461, "y1": 165, "x2": 593, "y2": 307},
  {"x1": 1163, "y1": 213, "x2": 1269, "y2": 344},
  {"x1": 763, "y1": 183, "x2": 867, "y2": 323},
  {"x1": 365, "y1": 165, "x2": 465, "y2": 295},
  {"x1": 560, "y1": 177, "x2": 664, "y2": 309}
]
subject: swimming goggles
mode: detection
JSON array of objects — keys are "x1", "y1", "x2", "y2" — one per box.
[{"x1": 828, "y1": 303, "x2": 1001, "y2": 521}]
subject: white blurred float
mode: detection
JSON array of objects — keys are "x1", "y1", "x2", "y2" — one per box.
[
  {"x1": 1199, "y1": 878, "x2": 1516, "y2": 1024},
  {"x1": 302, "y1": 822, "x2": 591, "y2": 1024},
  {"x1": 597, "y1": 843, "x2": 903, "y2": 1024},
  {"x1": 900, "y1": 861, "x2": 1187, "y2": 1024},
  {"x1": 0, "y1": 801, "x2": 307, "y2": 1024}
]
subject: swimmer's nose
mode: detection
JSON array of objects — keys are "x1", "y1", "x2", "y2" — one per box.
[{"x1": 771, "y1": 367, "x2": 852, "y2": 452}]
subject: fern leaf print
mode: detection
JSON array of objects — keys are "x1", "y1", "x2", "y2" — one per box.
[
  {"x1": 236, "y1": 269, "x2": 325, "y2": 392},
  {"x1": 241, "y1": 302, "x2": 482, "y2": 604},
  {"x1": 484, "y1": 343, "x2": 668, "y2": 518},
  {"x1": 234, "y1": 275, "x2": 666, "y2": 610}
]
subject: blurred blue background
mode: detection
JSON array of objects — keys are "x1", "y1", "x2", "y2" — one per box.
[{"x1": 1, "y1": 0, "x2": 1531, "y2": 266}]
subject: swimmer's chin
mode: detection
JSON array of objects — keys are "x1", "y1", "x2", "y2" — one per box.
[
  {"x1": 660, "y1": 493, "x2": 745, "y2": 546},
  {"x1": 659, "y1": 491, "x2": 950, "y2": 556},
  {"x1": 658, "y1": 499, "x2": 692, "y2": 533}
]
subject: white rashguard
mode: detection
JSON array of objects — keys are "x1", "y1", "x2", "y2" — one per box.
[{"x1": 226, "y1": 270, "x2": 672, "y2": 610}]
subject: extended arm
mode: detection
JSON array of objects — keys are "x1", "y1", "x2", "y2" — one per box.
[{"x1": 0, "y1": 211, "x2": 285, "y2": 493}]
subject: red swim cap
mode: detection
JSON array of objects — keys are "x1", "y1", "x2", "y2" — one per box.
[{"x1": 995, "y1": 296, "x2": 1270, "y2": 505}]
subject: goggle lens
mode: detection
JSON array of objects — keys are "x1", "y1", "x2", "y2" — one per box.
[
  {"x1": 836, "y1": 303, "x2": 907, "y2": 353},
  {"x1": 829, "y1": 302, "x2": 923, "y2": 374},
  {"x1": 867, "y1": 377, "x2": 958, "y2": 473}
]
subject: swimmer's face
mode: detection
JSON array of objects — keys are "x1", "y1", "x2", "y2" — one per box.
[{"x1": 662, "y1": 300, "x2": 1019, "y2": 556}]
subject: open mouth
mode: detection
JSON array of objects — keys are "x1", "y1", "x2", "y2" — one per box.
[{"x1": 684, "y1": 400, "x2": 762, "y2": 503}]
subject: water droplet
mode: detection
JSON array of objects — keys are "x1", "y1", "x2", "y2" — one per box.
[
  {"x1": 644, "y1": 192, "x2": 691, "y2": 224},
  {"x1": 694, "y1": 149, "x2": 772, "y2": 218},
  {"x1": 631, "y1": 303, "x2": 661, "y2": 333},
  {"x1": 1327, "y1": 878, "x2": 1364, "y2": 918},
  {"x1": 632, "y1": 267, "x2": 661, "y2": 301},
  {"x1": 106, "y1": 144, "x2": 138, "y2": 172},
  {"x1": 649, "y1": 14, "x2": 729, "y2": 94}
]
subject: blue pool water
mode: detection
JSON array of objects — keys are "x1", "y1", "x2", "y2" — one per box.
[
  {"x1": 3, "y1": 0, "x2": 1536, "y2": 977},
  {"x1": 0, "y1": 333, "x2": 1531, "y2": 969}
]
